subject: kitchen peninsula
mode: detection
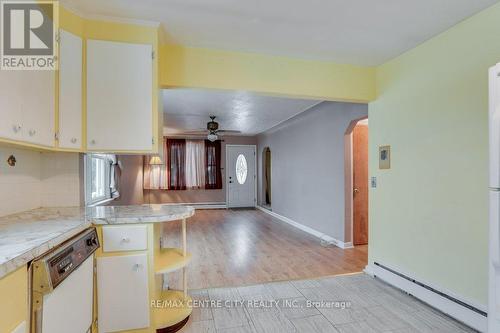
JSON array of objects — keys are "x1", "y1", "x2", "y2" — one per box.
[{"x1": 0, "y1": 204, "x2": 195, "y2": 333}]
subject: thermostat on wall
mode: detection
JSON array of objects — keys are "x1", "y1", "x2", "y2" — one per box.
[{"x1": 379, "y1": 145, "x2": 391, "y2": 169}]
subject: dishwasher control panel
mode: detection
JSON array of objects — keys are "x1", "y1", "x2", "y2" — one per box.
[{"x1": 32, "y1": 227, "x2": 100, "y2": 292}]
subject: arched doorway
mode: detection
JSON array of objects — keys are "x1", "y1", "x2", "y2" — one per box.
[{"x1": 262, "y1": 147, "x2": 272, "y2": 207}]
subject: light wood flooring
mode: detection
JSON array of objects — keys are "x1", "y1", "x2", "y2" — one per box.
[
  {"x1": 162, "y1": 209, "x2": 367, "y2": 290},
  {"x1": 178, "y1": 273, "x2": 475, "y2": 333}
]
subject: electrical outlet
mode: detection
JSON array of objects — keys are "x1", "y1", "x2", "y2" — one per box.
[{"x1": 371, "y1": 177, "x2": 377, "y2": 188}]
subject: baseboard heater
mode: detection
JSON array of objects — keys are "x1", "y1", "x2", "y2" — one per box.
[{"x1": 372, "y1": 262, "x2": 487, "y2": 332}]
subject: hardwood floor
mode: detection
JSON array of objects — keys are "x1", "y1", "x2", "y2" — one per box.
[{"x1": 162, "y1": 209, "x2": 367, "y2": 290}]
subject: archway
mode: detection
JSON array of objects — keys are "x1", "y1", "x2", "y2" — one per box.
[{"x1": 262, "y1": 147, "x2": 272, "y2": 207}]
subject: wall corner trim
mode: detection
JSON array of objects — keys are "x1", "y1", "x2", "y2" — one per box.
[{"x1": 256, "y1": 206, "x2": 351, "y2": 249}]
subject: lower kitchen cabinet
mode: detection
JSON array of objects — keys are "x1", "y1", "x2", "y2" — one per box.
[{"x1": 96, "y1": 254, "x2": 150, "y2": 333}]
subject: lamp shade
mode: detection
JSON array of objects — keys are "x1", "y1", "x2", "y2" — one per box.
[{"x1": 149, "y1": 155, "x2": 163, "y2": 165}]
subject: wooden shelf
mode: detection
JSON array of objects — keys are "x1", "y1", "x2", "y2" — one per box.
[
  {"x1": 154, "y1": 248, "x2": 192, "y2": 275},
  {"x1": 153, "y1": 290, "x2": 193, "y2": 330}
]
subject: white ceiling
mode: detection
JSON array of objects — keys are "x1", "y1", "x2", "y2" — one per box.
[
  {"x1": 162, "y1": 89, "x2": 321, "y2": 136},
  {"x1": 61, "y1": 0, "x2": 497, "y2": 66}
]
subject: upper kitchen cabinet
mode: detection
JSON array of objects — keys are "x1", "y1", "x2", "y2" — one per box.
[
  {"x1": 0, "y1": 69, "x2": 55, "y2": 148},
  {"x1": 87, "y1": 39, "x2": 154, "y2": 152},
  {"x1": 58, "y1": 29, "x2": 83, "y2": 150}
]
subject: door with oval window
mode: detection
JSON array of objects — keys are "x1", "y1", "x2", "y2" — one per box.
[{"x1": 226, "y1": 145, "x2": 256, "y2": 208}]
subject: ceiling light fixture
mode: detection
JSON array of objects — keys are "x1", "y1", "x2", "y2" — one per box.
[{"x1": 207, "y1": 133, "x2": 218, "y2": 142}]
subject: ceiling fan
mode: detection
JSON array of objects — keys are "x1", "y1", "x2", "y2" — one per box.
[{"x1": 182, "y1": 116, "x2": 241, "y2": 141}]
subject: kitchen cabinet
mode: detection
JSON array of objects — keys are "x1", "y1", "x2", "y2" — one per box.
[
  {"x1": 0, "y1": 68, "x2": 55, "y2": 147},
  {"x1": 87, "y1": 39, "x2": 153, "y2": 152},
  {"x1": 97, "y1": 253, "x2": 150, "y2": 332},
  {"x1": 58, "y1": 29, "x2": 83, "y2": 150},
  {"x1": 0, "y1": 267, "x2": 28, "y2": 333}
]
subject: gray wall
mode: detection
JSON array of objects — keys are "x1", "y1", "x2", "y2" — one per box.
[{"x1": 257, "y1": 101, "x2": 367, "y2": 242}]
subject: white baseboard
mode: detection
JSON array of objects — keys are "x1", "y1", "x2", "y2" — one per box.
[
  {"x1": 256, "y1": 205, "x2": 352, "y2": 249},
  {"x1": 368, "y1": 263, "x2": 487, "y2": 332},
  {"x1": 162, "y1": 202, "x2": 227, "y2": 209}
]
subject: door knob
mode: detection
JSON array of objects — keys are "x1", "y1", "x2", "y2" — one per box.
[{"x1": 353, "y1": 188, "x2": 360, "y2": 195}]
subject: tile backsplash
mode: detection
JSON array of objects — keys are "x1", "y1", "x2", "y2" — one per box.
[{"x1": 0, "y1": 146, "x2": 81, "y2": 217}]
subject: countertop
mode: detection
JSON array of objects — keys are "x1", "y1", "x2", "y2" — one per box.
[
  {"x1": 87, "y1": 204, "x2": 195, "y2": 224},
  {"x1": 0, "y1": 204, "x2": 194, "y2": 279}
]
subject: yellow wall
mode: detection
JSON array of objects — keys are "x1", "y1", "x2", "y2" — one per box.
[
  {"x1": 160, "y1": 44, "x2": 376, "y2": 103},
  {"x1": 0, "y1": 268, "x2": 28, "y2": 333},
  {"x1": 368, "y1": 3, "x2": 500, "y2": 306}
]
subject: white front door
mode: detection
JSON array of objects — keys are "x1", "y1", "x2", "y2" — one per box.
[{"x1": 227, "y1": 145, "x2": 256, "y2": 208}]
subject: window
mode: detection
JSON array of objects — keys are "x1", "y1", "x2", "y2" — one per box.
[
  {"x1": 167, "y1": 139, "x2": 186, "y2": 190},
  {"x1": 236, "y1": 154, "x2": 248, "y2": 184},
  {"x1": 144, "y1": 138, "x2": 222, "y2": 190},
  {"x1": 85, "y1": 154, "x2": 115, "y2": 205},
  {"x1": 205, "y1": 140, "x2": 222, "y2": 189}
]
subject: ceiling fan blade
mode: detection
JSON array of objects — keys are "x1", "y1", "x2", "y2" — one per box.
[
  {"x1": 216, "y1": 130, "x2": 242, "y2": 134},
  {"x1": 179, "y1": 130, "x2": 208, "y2": 135}
]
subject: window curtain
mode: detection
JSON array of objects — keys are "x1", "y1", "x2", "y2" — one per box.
[
  {"x1": 185, "y1": 140, "x2": 205, "y2": 188},
  {"x1": 109, "y1": 155, "x2": 121, "y2": 198},
  {"x1": 168, "y1": 139, "x2": 186, "y2": 190},
  {"x1": 205, "y1": 140, "x2": 222, "y2": 189},
  {"x1": 143, "y1": 138, "x2": 168, "y2": 190}
]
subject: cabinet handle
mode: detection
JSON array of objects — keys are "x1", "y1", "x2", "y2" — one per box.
[
  {"x1": 29, "y1": 129, "x2": 36, "y2": 137},
  {"x1": 133, "y1": 263, "x2": 142, "y2": 271},
  {"x1": 71, "y1": 138, "x2": 77, "y2": 144},
  {"x1": 12, "y1": 125, "x2": 21, "y2": 133},
  {"x1": 90, "y1": 139, "x2": 96, "y2": 145},
  {"x1": 121, "y1": 237, "x2": 131, "y2": 243}
]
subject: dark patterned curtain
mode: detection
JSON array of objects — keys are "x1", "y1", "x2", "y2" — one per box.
[
  {"x1": 205, "y1": 140, "x2": 222, "y2": 189},
  {"x1": 167, "y1": 139, "x2": 186, "y2": 190}
]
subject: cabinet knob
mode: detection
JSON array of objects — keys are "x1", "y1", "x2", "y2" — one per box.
[
  {"x1": 71, "y1": 138, "x2": 77, "y2": 144},
  {"x1": 29, "y1": 129, "x2": 36, "y2": 137},
  {"x1": 12, "y1": 125, "x2": 21, "y2": 133},
  {"x1": 121, "y1": 237, "x2": 131, "y2": 243},
  {"x1": 90, "y1": 140, "x2": 96, "y2": 145},
  {"x1": 133, "y1": 263, "x2": 142, "y2": 271}
]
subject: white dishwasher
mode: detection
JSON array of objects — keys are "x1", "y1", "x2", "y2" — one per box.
[{"x1": 29, "y1": 228, "x2": 100, "y2": 333}]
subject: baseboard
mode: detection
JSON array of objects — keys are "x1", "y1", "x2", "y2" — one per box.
[
  {"x1": 256, "y1": 205, "x2": 352, "y2": 249},
  {"x1": 367, "y1": 262, "x2": 487, "y2": 332},
  {"x1": 161, "y1": 202, "x2": 227, "y2": 209}
]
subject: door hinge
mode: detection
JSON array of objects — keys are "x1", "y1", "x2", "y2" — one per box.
[
  {"x1": 55, "y1": 31, "x2": 60, "y2": 43},
  {"x1": 152, "y1": 137, "x2": 155, "y2": 145},
  {"x1": 54, "y1": 131, "x2": 59, "y2": 141},
  {"x1": 152, "y1": 51, "x2": 155, "y2": 60}
]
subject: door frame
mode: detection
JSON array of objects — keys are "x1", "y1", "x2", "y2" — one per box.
[
  {"x1": 225, "y1": 144, "x2": 257, "y2": 208},
  {"x1": 344, "y1": 116, "x2": 368, "y2": 247}
]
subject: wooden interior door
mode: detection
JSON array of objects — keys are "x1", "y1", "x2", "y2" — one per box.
[{"x1": 353, "y1": 124, "x2": 369, "y2": 245}]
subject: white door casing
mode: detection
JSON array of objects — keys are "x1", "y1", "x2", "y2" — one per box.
[{"x1": 226, "y1": 145, "x2": 256, "y2": 208}]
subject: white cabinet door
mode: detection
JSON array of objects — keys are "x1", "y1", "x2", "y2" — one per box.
[
  {"x1": 19, "y1": 70, "x2": 55, "y2": 147},
  {"x1": 0, "y1": 71, "x2": 22, "y2": 141},
  {"x1": 0, "y1": 70, "x2": 54, "y2": 146},
  {"x1": 97, "y1": 254, "x2": 150, "y2": 333},
  {"x1": 87, "y1": 40, "x2": 153, "y2": 151},
  {"x1": 58, "y1": 29, "x2": 82, "y2": 149}
]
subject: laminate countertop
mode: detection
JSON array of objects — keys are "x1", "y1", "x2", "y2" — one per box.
[{"x1": 0, "y1": 204, "x2": 194, "y2": 279}]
